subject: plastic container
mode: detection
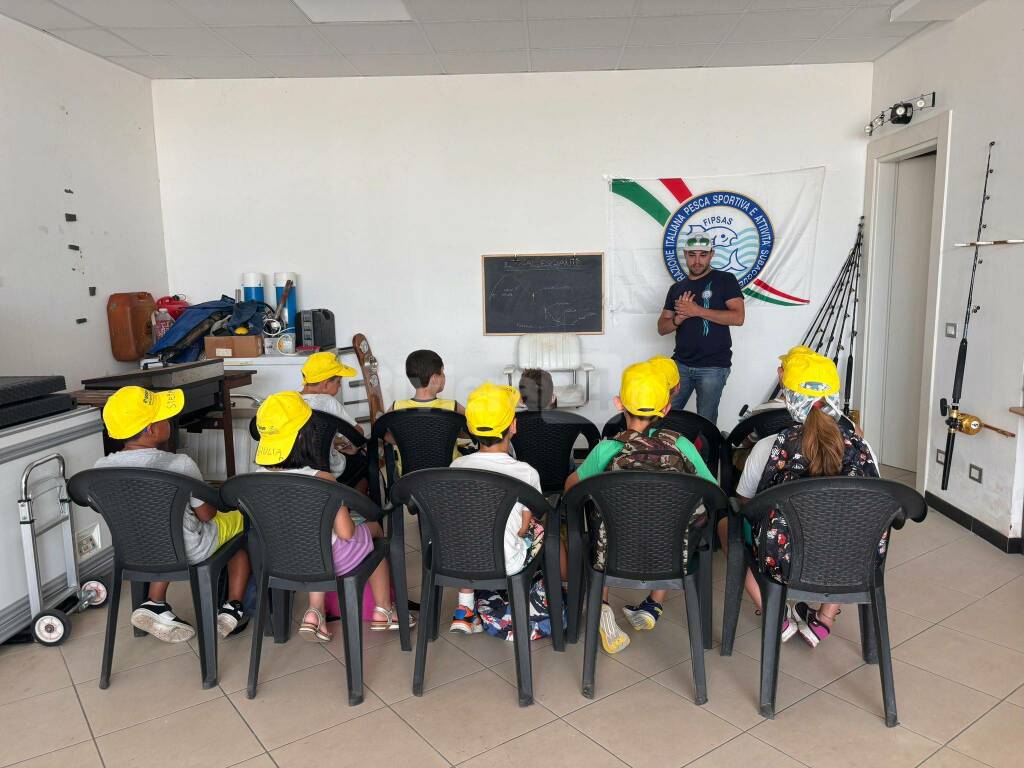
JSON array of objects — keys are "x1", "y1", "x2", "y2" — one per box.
[
  {"x1": 152, "y1": 308, "x2": 174, "y2": 343},
  {"x1": 274, "y1": 272, "x2": 297, "y2": 331},
  {"x1": 155, "y1": 295, "x2": 190, "y2": 320},
  {"x1": 107, "y1": 292, "x2": 156, "y2": 361},
  {"x1": 242, "y1": 272, "x2": 265, "y2": 303}
]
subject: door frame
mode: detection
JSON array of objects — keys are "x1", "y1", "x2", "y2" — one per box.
[{"x1": 859, "y1": 111, "x2": 952, "y2": 490}]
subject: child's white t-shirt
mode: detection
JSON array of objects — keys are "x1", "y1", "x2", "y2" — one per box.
[
  {"x1": 301, "y1": 393, "x2": 357, "y2": 476},
  {"x1": 449, "y1": 451, "x2": 541, "y2": 575},
  {"x1": 736, "y1": 432, "x2": 880, "y2": 499}
]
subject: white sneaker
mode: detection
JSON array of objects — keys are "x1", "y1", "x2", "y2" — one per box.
[
  {"x1": 131, "y1": 601, "x2": 195, "y2": 643},
  {"x1": 781, "y1": 603, "x2": 799, "y2": 643},
  {"x1": 599, "y1": 603, "x2": 630, "y2": 654}
]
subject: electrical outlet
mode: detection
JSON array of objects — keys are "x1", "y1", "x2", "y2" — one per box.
[
  {"x1": 76, "y1": 524, "x2": 101, "y2": 556},
  {"x1": 969, "y1": 464, "x2": 983, "y2": 483},
  {"x1": 936, "y1": 448, "x2": 946, "y2": 465},
  {"x1": 945, "y1": 322, "x2": 957, "y2": 338}
]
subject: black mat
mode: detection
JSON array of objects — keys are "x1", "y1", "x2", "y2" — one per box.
[
  {"x1": 0, "y1": 394, "x2": 76, "y2": 429},
  {"x1": 0, "y1": 376, "x2": 67, "y2": 406}
]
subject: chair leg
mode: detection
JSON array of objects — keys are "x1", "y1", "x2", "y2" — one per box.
[
  {"x1": 508, "y1": 574, "x2": 534, "y2": 706},
  {"x1": 390, "y1": 525, "x2": 412, "y2": 652},
  {"x1": 758, "y1": 580, "x2": 787, "y2": 719},
  {"x1": 99, "y1": 569, "x2": 122, "y2": 689},
  {"x1": 247, "y1": 573, "x2": 269, "y2": 699},
  {"x1": 544, "y1": 536, "x2": 565, "y2": 652},
  {"x1": 271, "y1": 589, "x2": 292, "y2": 643},
  {"x1": 698, "y1": 544, "x2": 713, "y2": 650},
  {"x1": 566, "y1": 528, "x2": 583, "y2": 644},
  {"x1": 720, "y1": 514, "x2": 746, "y2": 656},
  {"x1": 413, "y1": 570, "x2": 435, "y2": 697},
  {"x1": 871, "y1": 585, "x2": 898, "y2": 727},
  {"x1": 130, "y1": 581, "x2": 147, "y2": 638},
  {"x1": 581, "y1": 569, "x2": 605, "y2": 699},
  {"x1": 339, "y1": 577, "x2": 365, "y2": 706},
  {"x1": 190, "y1": 566, "x2": 220, "y2": 689},
  {"x1": 431, "y1": 585, "x2": 443, "y2": 641},
  {"x1": 683, "y1": 573, "x2": 708, "y2": 705},
  {"x1": 859, "y1": 603, "x2": 879, "y2": 664}
]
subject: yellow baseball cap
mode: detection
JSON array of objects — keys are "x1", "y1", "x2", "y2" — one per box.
[
  {"x1": 255, "y1": 391, "x2": 313, "y2": 466},
  {"x1": 778, "y1": 345, "x2": 814, "y2": 366},
  {"x1": 301, "y1": 351, "x2": 357, "y2": 384},
  {"x1": 620, "y1": 362, "x2": 670, "y2": 416},
  {"x1": 465, "y1": 382, "x2": 520, "y2": 437},
  {"x1": 647, "y1": 356, "x2": 680, "y2": 390},
  {"x1": 102, "y1": 386, "x2": 184, "y2": 440},
  {"x1": 781, "y1": 353, "x2": 840, "y2": 397}
]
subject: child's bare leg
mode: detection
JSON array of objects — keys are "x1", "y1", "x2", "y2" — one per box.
[
  {"x1": 368, "y1": 560, "x2": 391, "y2": 608},
  {"x1": 307, "y1": 592, "x2": 326, "y2": 614},
  {"x1": 148, "y1": 582, "x2": 169, "y2": 602},
  {"x1": 817, "y1": 603, "x2": 840, "y2": 627},
  {"x1": 650, "y1": 590, "x2": 669, "y2": 603},
  {"x1": 227, "y1": 550, "x2": 250, "y2": 602}
]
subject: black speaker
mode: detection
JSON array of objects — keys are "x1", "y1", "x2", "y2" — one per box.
[{"x1": 298, "y1": 309, "x2": 335, "y2": 350}]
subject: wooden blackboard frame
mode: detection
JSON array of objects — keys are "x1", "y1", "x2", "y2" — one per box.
[{"x1": 481, "y1": 252, "x2": 605, "y2": 336}]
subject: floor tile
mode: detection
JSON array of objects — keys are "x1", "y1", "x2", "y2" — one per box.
[
  {"x1": 948, "y1": 701, "x2": 1024, "y2": 768},
  {"x1": 941, "y1": 576, "x2": 1024, "y2": 653},
  {"x1": 597, "y1": 612, "x2": 696, "y2": 677},
  {"x1": 96, "y1": 698, "x2": 263, "y2": 768},
  {"x1": 229, "y1": 660, "x2": 383, "y2": 750},
  {"x1": 460, "y1": 720, "x2": 627, "y2": 768},
  {"x1": 0, "y1": 645, "x2": 72, "y2": 706},
  {"x1": 732, "y1": 627, "x2": 866, "y2": 688},
  {"x1": 825, "y1": 658, "x2": 998, "y2": 743},
  {"x1": 893, "y1": 625, "x2": 1024, "y2": 698},
  {"x1": 363, "y1": 634, "x2": 482, "y2": 703},
  {"x1": 491, "y1": 638, "x2": 643, "y2": 716},
  {"x1": 684, "y1": 733, "x2": 806, "y2": 768},
  {"x1": 322, "y1": 619, "x2": 412, "y2": 662},
  {"x1": 8, "y1": 741, "x2": 103, "y2": 768},
  {"x1": 209, "y1": 621, "x2": 336, "y2": 694},
  {"x1": 830, "y1": 605, "x2": 932, "y2": 648},
  {"x1": 888, "y1": 536, "x2": 1024, "y2": 598},
  {"x1": 750, "y1": 691, "x2": 938, "y2": 768},
  {"x1": 0, "y1": 688, "x2": 92, "y2": 767},
  {"x1": 652, "y1": 651, "x2": 815, "y2": 729},
  {"x1": 60, "y1": 623, "x2": 193, "y2": 684},
  {"x1": 564, "y1": 679, "x2": 738, "y2": 768},
  {"x1": 229, "y1": 756, "x2": 276, "y2": 768},
  {"x1": 391, "y1": 669, "x2": 555, "y2": 764},
  {"x1": 76, "y1": 652, "x2": 222, "y2": 736},
  {"x1": 272, "y1": 708, "x2": 446, "y2": 767},
  {"x1": 1008, "y1": 680, "x2": 1024, "y2": 707},
  {"x1": 882, "y1": 572, "x2": 977, "y2": 623},
  {"x1": 884, "y1": 512, "x2": 970, "y2": 567},
  {"x1": 879, "y1": 464, "x2": 912, "y2": 479},
  {"x1": 917, "y1": 748, "x2": 991, "y2": 768}
]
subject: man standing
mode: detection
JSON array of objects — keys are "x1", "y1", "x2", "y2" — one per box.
[{"x1": 657, "y1": 234, "x2": 745, "y2": 425}]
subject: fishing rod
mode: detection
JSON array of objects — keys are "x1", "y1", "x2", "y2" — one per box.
[
  {"x1": 797, "y1": 220, "x2": 862, "y2": 349},
  {"x1": 842, "y1": 237, "x2": 863, "y2": 416}
]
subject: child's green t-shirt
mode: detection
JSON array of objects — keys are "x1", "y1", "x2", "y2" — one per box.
[{"x1": 575, "y1": 432, "x2": 717, "y2": 484}]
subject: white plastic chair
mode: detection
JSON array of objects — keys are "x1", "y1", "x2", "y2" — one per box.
[{"x1": 503, "y1": 333, "x2": 594, "y2": 408}]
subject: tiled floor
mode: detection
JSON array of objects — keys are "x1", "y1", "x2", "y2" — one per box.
[{"x1": 4, "y1": 466, "x2": 1024, "y2": 767}]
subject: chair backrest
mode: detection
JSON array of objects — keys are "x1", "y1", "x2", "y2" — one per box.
[
  {"x1": 726, "y1": 408, "x2": 797, "y2": 448},
  {"x1": 601, "y1": 410, "x2": 724, "y2": 478},
  {"x1": 743, "y1": 477, "x2": 926, "y2": 594},
  {"x1": 249, "y1": 410, "x2": 365, "y2": 473},
  {"x1": 511, "y1": 410, "x2": 600, "y2": 494},
  {"x1": 517, "y1": 333, "x2": 581, "y2": 370},
  {"x1": 68, "y1": 468, "x2": 217, "y2": 572},
  {"x1": 370, "y1": 408, "x2": 466, "y2": 475},
  {"x1": 221, "y1": 472, "x2": 380, "y2": 581},
  {"x1": 561, "y1": 471, "x2": 729, "y2": 582},
  {"x1": 391, "y1": 468, "x2": 553, "y2": 581}
]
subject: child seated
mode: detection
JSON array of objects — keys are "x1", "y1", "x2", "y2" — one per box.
[
  {"x1": 299, "y1": 351, "x2": 368, "y2": 492},
  {"x1": 391, "y1": 349, "x2": 464, "y2": 413},
  {"x1": 564, "y1": 362, "x2": 716, "y2": 654},
  {"x1": 448, "y1": 383, "x2": 544, "y2": 634},
  {"x1": 95, "y1": 386, "x2": 250, "y2": 643},
  {"x1": 254, "y1": 392, "x2": 415, "y2": 639},
  {"x1": 518, "y1": 368, "x2": 556, "y2": 411},
  {"x1": 647, "y1": 355, "x2": 681, "y2": 402}
]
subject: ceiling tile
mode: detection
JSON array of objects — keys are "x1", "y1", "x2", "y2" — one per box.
[
  {"x1": 293, "y1": 0, "x2": 410, "y2": 22},
  {"x1": 345, "y1": 52, "x2": 443, "y2": 75},
  {"x1": 52, "y1": 0, "x2": 197, "y2": 27},
  {"x1": 528, "y1": 18, "x2": 630, "y2": 48},
  {"x1": 215, "y1": 25, "x2": 332, "y2": 55},
  {"x1": 172, "y1": 0, "x2": 309, "y2": 27},
  {"x1": 112, "y1": 27, "x2": 239, "y2": 55},
  {"x1": 51, "y1": 27, "x2": 143, "y2": 55},
  {"x1": 439, "y1": 50, "x2": 529, "y2": 73},
  {"x1": 167, "y1": 55, "x2": 274, "y2": 78},
  {"x1": 796, "y1": 35, "x2": 900, "y2": 63},
  {"x1": 251, "y1": 54, "x2": 358, "y2": 76},
  {"x1": 317, "y1": 22, "x2": 430, "y2": 53},
  {"x1": 108, "y1": 55, "x2": 190, "y2": 77},
  {"x1": 728, "y1": 8, "x2": 849, "y2": 41},
  {"x1": 706, "y1": 38, "x2": 814, "y2": 66},
  {"x1": 530, "y1": 47, "x2": 622, "y2": 71},
  {"x1": 526, "y1": 0, "x2": 635, "y2": 18},
  {"x1": 423, "y1": 20, "x2": 526, "y2": 52},
  {"x1": 637, "y1": 0, "x2": 752, "y2": 15},
  {"x1": 404, "y1": 0, "x2": 523, "y2": 22},
  {"x1": 618, "y1": 44, "x2": 716, "y2": 69},
  {"x1": 0, "y1": 0, "x2": 91, "y2": 29},
  {"x1": 628, "y1": 13, "x2": 740, "y2": 45},
  {"x1": 829, "y1": 6, "x2": 928, "y2": 37},
  {"x1": 748, "y1": 0, "x2": 856, "y2": 9}
]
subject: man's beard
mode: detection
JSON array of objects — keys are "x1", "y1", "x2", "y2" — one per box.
[{"x1": 687, "y1": 263, "x2": 711, "y2": 278}]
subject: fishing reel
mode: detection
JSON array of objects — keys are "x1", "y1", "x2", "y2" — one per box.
[{"x1": 939, "y1": 399, "x2": 979, "y2": 434}]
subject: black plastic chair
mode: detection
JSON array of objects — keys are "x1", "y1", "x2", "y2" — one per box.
[
  {"x1": 391, "y1": 468, "x2": 564, "y2": 706},
  {"x1": 562, "y1": 472, "x2": 728, "y2": 705},
  {"x1": 601, "y1": 410, "x2": 727, "y2": 482},
  {"x1": 220, "y1": 471, "x2": 404, "y2": 706},
  {"x1": 723, "y1": 409, "x2": 797, "y2": 496},
  {"x1": 720, "y1": 477, "x2": 926, "y2": 725},
  {"x1": 68, "y1": 468, "x2": 246, "y2": 690},
  {"x1": 511, "y1": 410, "x2": 600, "y2": 496},
  {"x1": 248, "y1": 410, "x2": 366, "y2": 473}
]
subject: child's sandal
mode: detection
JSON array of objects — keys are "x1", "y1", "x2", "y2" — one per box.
[
  {"x1": 370, "y1": 604, "x2": 417, "y2": 632},
  {"x1": 298, "y1": 608, "x2": 332, "y2": 642}
]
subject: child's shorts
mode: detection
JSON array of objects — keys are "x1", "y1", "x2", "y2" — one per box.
[
  {"x1": 212, "y1": 510, "x2": 246, "y2": 552},
  {"x1": 332, "y1": 523, "x2": 375, "y2": 576}
]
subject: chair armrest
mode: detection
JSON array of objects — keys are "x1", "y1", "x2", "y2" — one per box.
[
  {"x1": 193, "y1": 482, "x2": 230, "y2": 511},
  {"x1": 502, "y1": 364, "x2": 517, "y2": 376},
  {"x1": 580, "y1": 362, "x2": 595, "y2": 373}
]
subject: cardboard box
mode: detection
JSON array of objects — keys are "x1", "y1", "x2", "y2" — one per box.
[{"x1": 204, "y1": 335, "x2": 263, "y2": 359}]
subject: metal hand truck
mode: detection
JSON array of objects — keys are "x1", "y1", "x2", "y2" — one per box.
[{"x1": 17, "y1": 453, "x2": 107, "y2": 646}]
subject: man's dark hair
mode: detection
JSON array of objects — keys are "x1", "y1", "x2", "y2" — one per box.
[
  {"x1": 273, "y1": 423, "x2": 324, "y2": 470},
  {"x1": 405, "y1": 349, "x2": 444, "y2": 389},
  {"x1": 474, "y1": 425, "x2": 511, "y2": 448},
  {"x1": 518, "y1": 368, "x2": 555, "y2": 411}
]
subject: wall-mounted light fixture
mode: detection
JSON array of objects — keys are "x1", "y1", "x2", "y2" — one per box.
[{"x1": 864, "y1": 92, "x2": 936, "y2": 136}]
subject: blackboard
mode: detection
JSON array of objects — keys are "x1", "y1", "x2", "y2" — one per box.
[{"x1": 482, "y1": 253, "x2": 604, "y2": 335}]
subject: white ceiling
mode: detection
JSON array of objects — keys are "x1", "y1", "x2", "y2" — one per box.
[{"x1": 0, "y1": 0, "x2": 941, "y2": 79}]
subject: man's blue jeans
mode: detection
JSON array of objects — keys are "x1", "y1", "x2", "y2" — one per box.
[{"x1": 671, "y1": 363, "x2": 731, "y2": 426}]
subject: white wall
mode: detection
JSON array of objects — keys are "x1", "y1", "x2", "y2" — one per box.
[
  {"x1": 0, "y1": 15, "x2": 167, "y2": 389},
  {"x1": 153, "y1": 64, "x2": 870, "y2": 431},
  {"x1": 871, "y1": 0, "x2": 1024, "y2": 537}
]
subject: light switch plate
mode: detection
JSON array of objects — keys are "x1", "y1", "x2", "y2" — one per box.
[
  {"x1": 945, "y1": 322, "x2": 958, "y2": 338},
  {"x1": 936, "y1": 448, "x2": 946, "y2": 465},
  {"x1": 969, "y1": 464, "x2": 983, "y2": 483}
]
